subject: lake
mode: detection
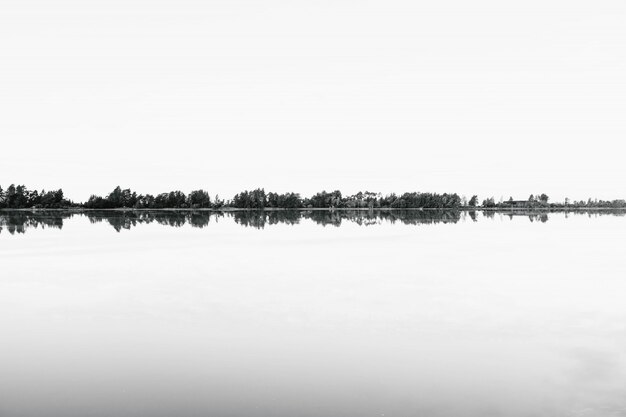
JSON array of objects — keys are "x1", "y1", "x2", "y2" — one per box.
[{"x1": 1, "y1": 210, "x2": 626, "y2": 417}]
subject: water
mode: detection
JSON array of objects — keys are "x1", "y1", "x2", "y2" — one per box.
[{"x1": 1, "y1": 210, "x2": 626, "y2": 417}]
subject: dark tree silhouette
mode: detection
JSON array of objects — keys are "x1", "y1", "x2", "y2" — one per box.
[{"x1": 2, "y1": 184, "x2": 626, "y2": 210}]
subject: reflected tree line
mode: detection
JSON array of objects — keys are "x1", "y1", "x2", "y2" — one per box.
[
  {"x1": 0, "y1": 211, "x2": 67, "y2": 234},
  {"x1": 2, "y1": 209, "x2": 625, "y2": 234}
]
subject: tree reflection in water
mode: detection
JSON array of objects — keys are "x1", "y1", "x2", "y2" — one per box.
[{"x1": 1, "y1": 209, "x2": 625, "y2": 234}]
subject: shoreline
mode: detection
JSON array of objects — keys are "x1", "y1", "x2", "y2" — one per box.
[{"x1": 2, "y1": 207, "x2": 626, "y2": 213}]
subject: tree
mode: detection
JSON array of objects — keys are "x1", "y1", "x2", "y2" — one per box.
[
  {"x1": 213, "y1": 194, "x2": 224, "y2": 209},
  {"x1": 54, "y1": 189, "x2": 64, "y2": 205},
  {"x1": 482, "y1": 197, "x2": 496, "y2": 208},
  {"x1": 468, "y1": 195, "x2": 478, "y2": 207},
  {"x1": 108, "y1": 186, "x2": 124, "y2": 206},
  {"x1": 189, "y1": 190, "x2": 211, "y2": 208},
  {"x1": 5, "y1": 185, "x2": 21, "y2": 208}
]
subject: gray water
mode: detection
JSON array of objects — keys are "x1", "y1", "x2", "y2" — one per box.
[{"x1": 1, "y1": 210, "x2": 626, "y2": 417}]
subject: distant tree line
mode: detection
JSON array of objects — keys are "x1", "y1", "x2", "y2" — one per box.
[
  {"x1": 479, "y1": 193, "x2": 626, "y2": 209},
  {"x1": 83, "y1": 187, "x2": 464, "y2": 209},
  {"x1": 2, "y1": 184, "x2": 626, "y2": 210},
  {"x1": 0, "y1": 184, "x2": 72, "y2": 208},
  {"x1": 83, "y1": 187, "x2": 224, "y2": 209}
]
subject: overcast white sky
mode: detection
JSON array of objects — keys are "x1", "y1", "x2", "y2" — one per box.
[{"x1": 1, "y1": 0, "x2": 625, "y2": 202}]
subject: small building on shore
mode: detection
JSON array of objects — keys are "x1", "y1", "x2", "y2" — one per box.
[{"x1": 501, "y1": 200, "x2": 532, "y2": 208}]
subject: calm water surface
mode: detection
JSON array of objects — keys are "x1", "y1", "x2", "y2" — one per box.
[{"x1": 1, "y1": 210, "x2": 626, "y2": 417}]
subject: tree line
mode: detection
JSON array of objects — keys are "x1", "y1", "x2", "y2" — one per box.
[
  {"x1": 480, "y1": 194, "x2": 626, "y2": 209},
  {"x1": 2, "y1": 184, "x2": 626, "y2": 210},
  {"x1": 0, "y1": 185, "x2": 70, "y2": 209}
]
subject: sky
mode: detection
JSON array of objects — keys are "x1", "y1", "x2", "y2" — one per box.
[{"x1": 1, "y1": 0, "x2": 625, "y2": 203}]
